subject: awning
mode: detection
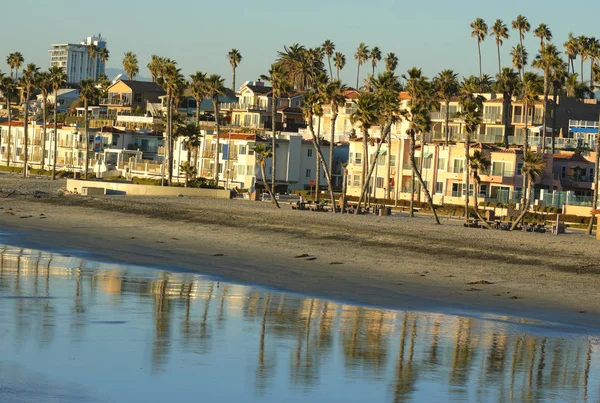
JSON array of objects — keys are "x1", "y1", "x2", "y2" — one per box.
[{"x1": 531, "y1": 126, "x2": 553, "y2": 133}]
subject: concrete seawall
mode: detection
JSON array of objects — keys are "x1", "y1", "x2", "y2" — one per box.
[{"x1": 66, "y1": 179, "x2": 232, "y2": 199}]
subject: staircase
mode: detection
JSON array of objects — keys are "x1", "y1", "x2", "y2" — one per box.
[{"x1": 147, "y1": 102, "x2": 163, "y2": 117}]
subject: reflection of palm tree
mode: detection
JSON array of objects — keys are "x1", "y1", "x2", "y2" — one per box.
[
  {"x1": 392, "y1": 314, "x2": 418, "y2": 402},
  {"x1": 450, "y1": 318, "x2": 475, "y2": 387},
  {"x1": 151, "y1": 274, "x2": 171, "y2": 371},
  {"x1": 217, "y1": 285, "x2": 229, "y2": 324},
  {"x1": 256, "y1": 293, "x2": 272, "y2": 395},
  {"x1": 427, "y1": 319, "x2": 441, "y2": 367},
  {"x1": 199, "y1": 282, "x2": 214, "y2": 342},
  {"x1": 583, "y1": 341, "x2": 592, "y2": 402},
  {"x1": 291, "y1": 298, "x2": 318, "y2": 387}
]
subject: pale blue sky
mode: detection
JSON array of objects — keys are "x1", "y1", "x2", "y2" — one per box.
[{"x1": 2, "y1": 0, "x2": 599, "y2": 88}]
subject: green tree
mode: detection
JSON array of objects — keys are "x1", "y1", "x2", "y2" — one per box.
[
  {"x1": 79, "y1": 79, "x2": 99, "y2": 179},
  {"x1": 189, "y1": 71, "x2": 208, "y2": 124},
  {"x1": 384, "y1": 53, "x2": 398, "y2": 73},
  {"x1": 228, "y1": 49, "x2": 242, "y2": 91},
  {"x1": 564, "y1": 73, "x2": 592, "y2": 98},
  {"x1": 35, "y1": 71, "x2": 51, "y2": 170},
  {"x1": 156, "y1": 58, "x2": 182, "y2": 184},
  {"x1": 6, "y1": 52, "x2": 24, "y2": 79},
  {"x1": 520, "y1": 72, "x2": 544, "y2": 154},
  {"x1": 491, "y1": 19, "x2": 510, "y2": 74},
  {"x1": 576, "y1": 36, "x2": 590, "y2": 83},
  {"x1": 510, "y1": 151, "x2": 546, "y2": 230},
  {"x1": 510, "y1": 45, "x2": 528, "y2": 81},
  {"x1": 533, "y1": 24, "x2": 552, "y2": 51},
  {"x1": 20, "y1": 63, "x2": 40, "y2": 177},
  {"x1": 532, "y1": 44, "x2": 562, "y2": 152},
  {"x1": 511, "y1": 15, "x2": 530, "y2": 79},
  {"x1": 176, "y1": 123, "x2": 201, "y2": 187},
  {"x1": 48, "y1": 66, "x2": 67, "y2": 179},
  {"x1": 122, "y1": 51, "x2": 139, "y2": 80},
  {"x1": 470, "y1": 18, "x2": 488, "y2": 80},
  {"x1": 564, "y1": 33, "x2": 579, "y2": 75},
  {"x1": 204, "y1": 74, "x2": 226, "y2": 184},
  {"x1": 276, "y1": 44, "x2": 324, "y2": 90},
  {"x1": 98, "y1": 48, "x2": 110, "y2": 76},
  {"x1": 251, "y1": 143, "x2": 280, "y2": 208},
  {"x1": 147, "y1": 55, "x2": 163, "y2": 83},
  {"x1": 494, "y1": 68, "x2": 521, "y2": 149},
  {"x1": 354, "y1": 43, "x2": 369, "y2": 89},
  {"x1": 333, "y1": 52, "x2": 346, "y2": 81},
  {"x1": 322, "y1": 40, "x2": 336, "y2": 80},
  {"x1": 87, "y1": 44, "x2": 98, "y2": 79},
  {"x1": 370, "y1": 46, "x2": 382, "y2": 77},
  {"x1": 433, "y1": 69, "x2": 459, "y2": 146}
]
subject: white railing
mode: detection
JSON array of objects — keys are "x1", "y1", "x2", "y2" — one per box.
[
  {"x1": 569, "y1": 119, "x2": 598, "y2": 128},
  {"x1": 116, "y1": 115, "x2": 159, "y2": 124}
]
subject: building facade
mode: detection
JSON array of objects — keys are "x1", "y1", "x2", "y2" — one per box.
[{"x1": 49, "y1": 34, "x2": 107, "y2": 84}]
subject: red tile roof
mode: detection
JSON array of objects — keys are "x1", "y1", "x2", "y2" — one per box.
[{"x1": 553, "y1": 152, "x2": 589, "y2": 162}]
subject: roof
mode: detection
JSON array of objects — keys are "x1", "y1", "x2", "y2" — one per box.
[
  {"x1": 277, "y1": 107, "x2": 303, "y2": 114},
  {"x1": 484, "y1": 98, "x2": 504, "y2": 103},
  {"x1": 113, "y1": 80, "x2": 165, "y2": 94},
  {"x1": 279, "y1": 91, "x2": 303, "y2": 99},
  {"x1": 399, "y1": 91, "x2": 411, "y2": 101},
  {"x1": 244, "y1": 85, "x2": 272, "y2": 95},
  {"x1": 553, "y1": 153, "x2": 589, "y2": 162},
  {"x1": 343, "y1": 89, "x2": 360, "y2": 100},
  {"x1": 302, "y1": 139, "x2": 331, "y2": 146}
]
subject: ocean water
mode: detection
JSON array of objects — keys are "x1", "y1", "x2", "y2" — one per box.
[{"x1": 0, "y1": 245, "x2": 598, "y2": 403}]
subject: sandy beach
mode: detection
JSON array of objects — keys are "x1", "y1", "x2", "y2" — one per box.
[{"x1": 1, "y1": 174, "x2": 599, "y2": 330}]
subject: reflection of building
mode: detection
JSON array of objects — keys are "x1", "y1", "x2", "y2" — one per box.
[{"x1": 49, "y1": 34, "x2": 107, "y2": 83}]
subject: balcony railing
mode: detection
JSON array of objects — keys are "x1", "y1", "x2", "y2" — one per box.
[
  {"x1": 482, "y1": 114, "x2": 503, "y2": 123},
  {"x1": 488, "y1": 170, "x2": 515, "y2": 178},
  {"x1": 220, "y1": 102, "x2": 268, "y2": 111},
  {"x1": 101, "y1": 98, "x2": 131, "y2": 106},
  {"x1": 512, "y1": 115, "x2": 543, "y2": 125},
  {"x1": 569, "y1": 120, "x2": 599, "y2": 128}
]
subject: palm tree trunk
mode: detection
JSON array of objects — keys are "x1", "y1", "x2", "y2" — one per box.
[
  {"x1": 524, "y1": 99, "x2": 530, "y2": 154},
  {"x1": 511, "y1": 179, "x2": 531, "y2": 230},
  {"x1": 329, "y1": 110, "x2": 337, "y2": 183},
  {"x1": 342, "y1": 167, "x2": 348, "y2": 213},
  {"x1": 385, "y1": 138, "x2": 391, "y2": 200},
  {"x1": 478, "y1": 40, "x2": 483, "y2": 81},
  {"x1": 84, "y1": 100, "x2": 89, "y2": 179},
  {"x1": 232, "y1": 67, "x2": 236, "y2": 94},
  {"x1": 196, "y1": 103, "x2": 200, "y2": 126},
  {"x1": 581, "y1": 59, "x2": 584, "y2": 84},
  {"x1": 327, "y1": 56, "x2": 333, "y2": 80},
  {"x1": 473, "y1": 179, "x2": 492, "y2": 229},
  {"x1": 519, "y1": 34, "x2": 525, "y2": 80},
  {"x1": 337, "y1": 68, "x2": 340, "y2": 81},
  {"x1": 213, "y1": 97, "x2": 220, "y2": 185},
  {"x1": 357, "y1": 125, "x2": 391, "y2": 211},
  {"x1": 6, "y1": 97, "x2": 11, "y2": 167},
  {"x1": 464, "y1": 134, "x2": 470, "y2": 224},
  {"x1": 307, "y1": 113, "x2": 336, "y2": 212},
  {"x1": 356, "y1": 128, "x2": 368, "y2": 213},
  {"x1": 567, "y1": 58, "x2": 571, "y2": 75},
  {"x1": 410, "y1": 130, "x2": 440, "y2": 224},
  {"x1": 259, "y1": 162, "x2": 280, "y2": 208},
  {"x1": 542, "y1": 71, "x2": 549, "y2": 153},
  {"x1": 497, "y1": 42, "x2": 502, "y2": 75},
  {"x1": 356, "y1": 64, "x2": 360, "y2": 89},
  {"x1": 271, "y1": 93, "x2": 277, "y2": 195},
  {"x1": 52, "y1": 92, "x2": 58, "y2": 180},
  {"x1": 41, "y1": 97, "x2": 47, "y2": 170},
  {"x1": 409, "y1": 131, "x2": 415, "y2": 217},
  {"x1": 23, "y1": 91, "x2": 30, "y2": 177},
  {"x1": 315, "y1": 117, "x2": 321, "y2": 202},
  {"x1": 445, "y1": 100, "x2": 450, "y2": 146},
  {"x1": 586, "y1": 131, "x2": 600, "y2": 235},
  {"x1": 185, "y1": 144, "x2": 192, "y2": 188}
]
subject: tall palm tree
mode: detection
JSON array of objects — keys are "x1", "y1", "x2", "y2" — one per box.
[
  {"x1": 302, "y1": 90, "x2": 336, "y2": 211},
  {"x1": 0, "y1": 75, "x2": 16, "y2": 167},
  {"x1": 97, "y1": 47, "x2": 110, "y2": 76},
  {"x1": 35, "y1": 71, "x2": 51, "y2": 170},
  {"x1": 511, "y1": 15, "x2": 530, "y2": 79},
  {"x1": 564, "y1": 33, "x2": 579, "y2": 75},
  {"x1": 48, "y1": 65, "x2": 67, "y2": 179},
  {"x1": 189, "y1": 71, "x2": 208, "y2": 124},
  {"x1": 176, "y1": 123, "x2": 201, "y2": 187},
  {"x1": 324, "y1": 80, "x2": 347, "y2": 182},
  {"x1": 79, "y1": 79, "x2": 98, "y2": 179},
  {"x1": 122, "y1": 51, "x2": 139, "y2": 80},
  {"x1": 354, "y1": 43, "x2": 369, "y2": 89},
  {"x1": 468, "y1": 150, "x2": 492, "y2": 228},
  {"x1": 87, "y1": 44, "x2": 98, "y2": 79},
  {"x1": 456, "y1": 95, "x2": 484, "y2": 224},
  {"x1": 322, "y1": 40, "x2": 335, "y2": 79},
  {"x1": 491, "y1": 20, "x2": 509, "y2": 74},
  {"x1": 350, "y1": 92, "x2": 378, "y2": 212},
  {"x1": 156, "y1": 58, "x2": 182, "y2": 184},
  {"x1": 520, "y1": 72, "x2": 544, "y2": 154},
  {"x1": 333, "y1": 52, "x2": 346, "y2": 82},
  {"x1": 228, "y1": 49, "x2": 242, "y2": 91},
  {"x1": 20, "y1": 63, "x2": 39, "y2": 177},
  {"x1": 511, "y1": 45, "x2": 528, "y2": 81},
  {"x1": 6, "y1": 52, "x2": 24, "y2": 79},
  {"x1": 384, "y1": 53, "x2": 398, "y2": 73},
  {"x1": 204, "y1": 74, "x2": 225, "y2": 185},
  {"x1": 370, "y1": 46, "x2": 382, "y2": 78},
  {"x1": 564, "y1": 73, "x2": 592, "y2": 98},
  {"x1": 251, "y1": 144, "x2": 280, "y2": 208},
  {"x1": 276, "y1": 44, "x2": 324, "y2": 90},
  {"x1": 147, "y1": 55, "x2": 163, "y2": 83},
  {"x1": 510, "y1": 151, "x2": 546, "y2": 230},
  {"x1": 494, "y1": 68, "x2": 521, "y2": 149},
  {"x1": 587, "y1": 37, "x2": 599, "y2": 87},
  {"x1": 577, "y1": 36, "x2": 590, "y2": 84},
  {"x1": 470, "y1": 18, "x2": 488, "y2": 80},
  {"x1": 533, "y1": 24, "x2": 552, "y2": 51},
  {"x1": 433, "y1": 69, "x2": 459, "y2": 146},
  {"x1": 532, "y1": 44, "x2": 562, "y2": 152}
]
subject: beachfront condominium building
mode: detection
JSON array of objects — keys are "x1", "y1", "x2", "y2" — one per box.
[{"x1": 49, "y1": 34, "x2": 107, "y2": 84}]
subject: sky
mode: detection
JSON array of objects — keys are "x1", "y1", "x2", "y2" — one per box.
[{"x1": 2, "y1": 0, "x2": 599, "y2": 88}]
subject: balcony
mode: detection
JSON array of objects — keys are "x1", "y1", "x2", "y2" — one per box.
[
  {"x1": 512, "y1": 115, "x2": 543, "y2": 125},
  {"x1": 101, "y1": 98, "x2": 131, "y2": 106},
  {"x1": 430, "y1": 112, "x2": 460, "y2": 121},
  {"x1": 220, "y1": 102, "x2": 268, "y2": 111},
  {"x1": 482, "y1": 114, "x2": 503, "y2": 124},
  {"x1": 569, "y1": 120, "x2": 599, "y2": 129},
  {"x1": 202, "y1": 150, "x2": 215, "y2": 158}
]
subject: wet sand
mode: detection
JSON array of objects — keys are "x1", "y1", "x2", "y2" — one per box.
[{"x1": 0, "y1": 175, "x2": 599, "y2": 330}]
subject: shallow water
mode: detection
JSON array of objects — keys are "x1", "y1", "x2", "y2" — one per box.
[{"x1": 0, "y1": 245, "x2": 598, "y2": 403}]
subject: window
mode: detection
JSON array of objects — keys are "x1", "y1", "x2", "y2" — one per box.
[
  {"x1": 479, "y1": 184, "x2": 488, "y2": 197},
  {"x1": 307, "y1": 149, "x2": 313, "y2": 158},
  {"x1": 236, "y1": 165, "x2": 245, "y2": 176},
  {"x1": 452, "y1": 159, "x2": 464, "y2": 173},
  {"x1": 305, "y1": 169, "x2": 312, "y2": 178},
  {"x1": 491, "y1": 161, "x2": 513, "y2": 177},
  {"x1": 390, "y1": 155, "x2": 396, "y2": 167},
  {"x1": 133, "y1": 93, "x2": 143, "y2": 103},
  {"x1": 451, "y1": 183, "x2": 464, "y2": 197},
  {"x1": 435, "y1": 181, "x2": 444, "y2": 194},
  {"x1": 239, "y1": 145, "x2": 247, "y2": 155},
  {"x1": 246, "y1": 165, "x2": 254, "y2": 175},
  {"x1": 376, "y1": 177, "x2": 384, "y2": 188},
  {"x1": 516, "y1": 162, "x2": 523, "y2": 176},
  {"x1": 248, "y1": 147, "x2": 254, "y2": 155},
  {"x1": 377, "y1": 154, "x2": 385, "y2": 166},
  {"x1": 437, "y1": 158, "x2": 446, "y2": 171},
  {"x1": 423, "y1": 156, "x2": 432, "y2": 170},
  {"x1": 561, "y1": 166, "x2": 566, "y2": 179},
  {"x1": 485, "y1": 126, "x2": 504, "y2": 138},
  {"x1": 269, "y1": 166, "x2": 272, "y2": 175},
  {"x1": 422, "y1": 180, "x2": 429, "y2": 192},
  {"x1": 590, "y1": 168, "x2": 594, "y2": 180},
  {"x1": 354, "y1": 153, "x2": 362, "y2": 165},
  {"x1": 352, "y1": 175, "x2": 360, "y2": 187}
]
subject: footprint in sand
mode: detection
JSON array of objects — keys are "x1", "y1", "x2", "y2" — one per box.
[
  {"x1": 171, "y1": 237, "x2": 180, "y2": 240},
  {"x1": 509, "y1": 296, "x2": 521, "y2": 300},
  {"x1": 3, "y1": 212, "x2": 14, "y2": 216},
  {"x1": 156, "y1": 241, "x2": 165, "y2": 244},
  {"x1": 466, "y1": 280, "x2": 494, "y2": 285},
  {"x1": 305, "y1": 257, "x2": 317, "y2": 261},
  {"x1": 19, "y1": 216, "x2": 32, "y2": 219},
  {"x1": 213, "y1": 253, "x2": 225, "y2": 257},
  {"x1": 130, "y1": 237, "x2": 137, "y2": 240},
  {"x1": 577, "y1": 310, "x2": 587, "y2": 314},
  {"x1": 39, "y1": 217, "x2": 47, "y2": 219},
  {"x1": 465, "y1": 288, "x2": 481, "y2": 292}
]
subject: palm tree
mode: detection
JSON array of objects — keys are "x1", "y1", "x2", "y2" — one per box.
[
  {"x1": 87, "y1": 44, "x2": 98, "y2": 79},
  {"x1": 354, "y1": 43, "x2": 369, "y2": 89},
  {"x1": 532, "y1": 44, "x2": 562, "y2": 152},
  {"x1": 470, "y1": 18, "x2": 488, "y2": 80},
  {"x1": 491, "y1": 20, "x2": 510, "y2": 74},
  {"x1": 456, "y1": 95, "x2": 484, "y2": 224},
  {"x1": 370, "y1": 46, "x2": 382, "y2": 78},
  {"x1": 333, "y1": 52, "x2": 346, "y2": 81},
  {"x1": 260, "y1": 64, "x2": 291, "y2": 194},
  {"x1": 384, "y1": 53, "x2": 398, "y2": 73},
  {"x1": 0, "y1": 75, "x2": 16, "y2": 167},
  {"x1": 176, "y1": 123, "x2": 201, "y2": 187},
  {"x1": 302, "y1": 90, "x2": 336, "y2": 211},
  {"x1": 564, "y1": 73, "x2": 592, "y2": 97},
  {"x1": 511, "y1": 15, "x2": 530, "y2": 79},
  {"x1": 577, "y1": 36, "x2": 590, "y2": 84},
  {"x1": 533, "y1": 24, "x2": 552, "y2": 51},
  {"x1": 520, "y1": 72, "x2": 544, "y2": 154},
  {"x1": 189, "y1": 72, "x2": 208, "y2": 124},
  {"x1": 251, "y1": 143, "x2": 280, "y2": 208},
  {"x1": 341, "y1": 162, "x2": 349, "y2": 212},
  {"x1": 564, "y1": 33, "x2": 578, "y2": 75},
  {"x1": 122, "y1": 51, "x2": 139, "y2": 80},
  {"x1": 433, "y1": 69, "x2": 459, "y2": 146},
  {"x1": 147, "y1": 55, "x2": 163, "y2": 83},
  {"x1": 97, "y1": 47, "x2": 110, "y2": 76},
  {"x1": 156, "y1": 58, "x2": 182, "y2": 184},
  {"x1": 511, "y1": 45, "x2": 528, "y2": 81},
  {"x1": 48, "y1": 66, "x2": 66, "y2": 179},
  {"x1": 510, "y1": 151, "x2": 546, "y2": 230},
  {"x1": 276, "y1": 44, "x2": 324, "y2": 90},
  {"x1": 79, "y1": 79, "x2": 98, "y2": 179},
  {"x1": 324, "y1": 80, "x2": 347, "y2": 182},
  {"x1": 494, "y1": 68, "x2": 521, "y2": 149},
  {"x1": 20, "y1": 63, "x2": 39, "y2": 177},
  {"x1": 468, "y1": 150, "x2": 492, "y2": 229},
  {"x1": 350, "y1": 92, "x2": 378, "y2": 212},
  {"x1": 228, "y1": 49, "x2": 242, "y2": 91},
  {"x1": 204, "y1": 74, "x2": 225, "y2": 185},
  {"x1": 6, "y1": 52, "x2": 24, "y2": 79},
  {"x1": 322, "y1": 40, "x2": 335, "y2": 79},
  {"x1": 587, "y1": 37, "x2": 599, "y2": 87},
  {"x1": 35, "y1": 71, "x2": 51, "y2": 170}
]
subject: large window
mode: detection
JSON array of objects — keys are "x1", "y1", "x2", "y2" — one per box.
[
  {"x1": 437, "y1": 157, "x2": 446, "y2": 171},
  {"x1": 452, "y1": 159, "x2": 464, "y2": 173},
  {"x1": 352, "y1": 175, "x2": 360, "y2": 187},
  {"x1": 305, "y1": 169, "x2": 312, "y2": 178},
  {"x1": 491, "y1": 161, "x2": 513, "y2": 177},
  {"x1": 423, "y1": 156, "x2": 433, "y2": 170},
  {"x1": 435, "y1": 181, "x2": 444, "y2": 194},
  {"x1": 354, "y1": 152, "x2": 362, "y2": 165},
  {"x1": 307, "y1": 148, "x2": 313, "y2": 158},
  {"x1": 376, "y1": 177, "x2": 384, "y2": 188},
  {"x1": 390, "y1": 155, "x2": 396, "y2": 167},
  {"x1": 451, "y1": 183, "x2": 464, "y2": 197}
]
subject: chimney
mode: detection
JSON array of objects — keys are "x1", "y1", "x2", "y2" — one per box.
[{"x1": 255, "y1": 79, "x2": 264, "y2": 87}]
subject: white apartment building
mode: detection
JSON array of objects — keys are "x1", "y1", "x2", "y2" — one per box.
[{"x1": 49, "y1": 34, "x2": 107, "y2": 83}]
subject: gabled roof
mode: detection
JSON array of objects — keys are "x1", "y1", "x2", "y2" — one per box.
[
  {"x1": 553, "y1": 152, "x2": 589, "y2": 162},
  {"x1": 112, "y1": 80, "x2": 165, "y2": 94},
  {"x1": 243, "y1": 85, "x2": 273, "y2": 95},
  {"x1": 343, "y1": 89, "x2": 360, "y2": 100}
]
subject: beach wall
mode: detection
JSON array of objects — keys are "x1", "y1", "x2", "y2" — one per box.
[{"x1": 66, "y1": 179, "x2": 232, "y2": 199}]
